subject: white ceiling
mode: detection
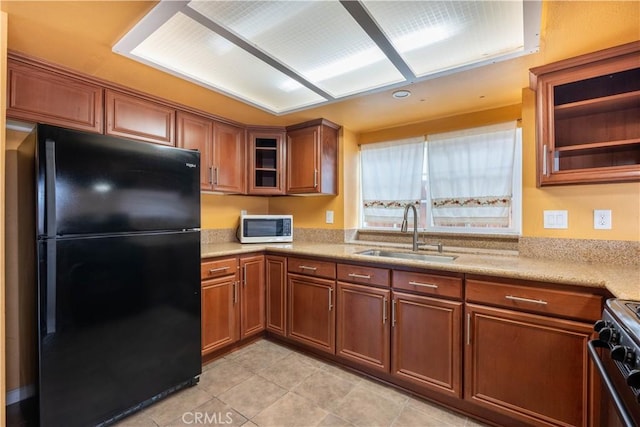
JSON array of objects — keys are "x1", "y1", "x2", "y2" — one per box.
[{"x1": 113, "y1": 0, "x2": 541, "y2": 115}]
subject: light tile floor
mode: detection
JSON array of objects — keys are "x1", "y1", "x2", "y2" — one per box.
[{"x1": 115, "y1": 339, "x2": 488, "y2": 427}]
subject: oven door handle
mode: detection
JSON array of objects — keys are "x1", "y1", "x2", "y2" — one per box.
[{"x1": 587, "y1": 340, "x2": 637, "y2": 427}]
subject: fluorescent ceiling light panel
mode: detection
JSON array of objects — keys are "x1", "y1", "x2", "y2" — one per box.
[
  {"x1": 189, "y1": 0, "x2": 405, "y2": 98},
  {"x1": 113, "y1": 0, "x2": 540, "y2": 115},
  {"x1": 362, "y1": 1, "x2": 525, "y2": 77}
]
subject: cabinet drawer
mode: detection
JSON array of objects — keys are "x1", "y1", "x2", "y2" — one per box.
[
  {"x1": 393, "y1": 270, "x2": 462, "y2": 299},
  {"x1": 201, "y1": 257, "x2": 237, "y2": 280},
  {"x1": 288, "y1": 257, "x2": 336, "y2": 279},
  {"x1": 337, "y1": 264, "x2": 389, "y2": 287},
  {"x1": 466, "y1": 279, "x2": 602, "y2": 322}
]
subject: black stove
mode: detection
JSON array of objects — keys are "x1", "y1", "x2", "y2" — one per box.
[{"x1": 591, "y1": 299, "x2": 640, "y2": 427}]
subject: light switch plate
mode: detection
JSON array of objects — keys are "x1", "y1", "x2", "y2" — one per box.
[
  {"x1": 543, "y1": 210, "x2": 568, "y2": 229},
  {"x1": 594, "y1": 209, "x2": 612, "y2": 229},
  {"x1": 325, "y1": 210, "x2": 334, "y2": 224}
]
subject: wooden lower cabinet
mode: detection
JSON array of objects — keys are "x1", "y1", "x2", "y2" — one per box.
[
  {"x1": 240, "y1": 255, "x2": 265, "y2": 338},
  {"x1": 265, "y1": 256, "x2": 287, "y2": 336},
  {"x1": 201, "y1": 255, "x2": 265, "y2": 355},
  {"x1": 287, "y1": 273, "x2": 335, "y2": 354},
  {"x1": 336, "y1": 282, "x2": 390, "y2": 373},
  {"x1": 201, "y1": 274, "x2": 239, "y2": 355},
  {"x1": 465, "y1": 303, "x2": 594, "y2": 426},
  {"x1": 392, "y1": 291, "x2": 463, "y2": 397}
]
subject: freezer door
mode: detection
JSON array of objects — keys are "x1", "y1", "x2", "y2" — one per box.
[
  {"x1": 37, "y1": 231, "x2": 201, "y2": 427},
  {"x1": 36, "y1": 124, "x2": 200, "y2": 237}
]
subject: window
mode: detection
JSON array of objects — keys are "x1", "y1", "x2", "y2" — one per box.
[{"x1": 360, "y1": 122, "x2": 522, "y2": 234}]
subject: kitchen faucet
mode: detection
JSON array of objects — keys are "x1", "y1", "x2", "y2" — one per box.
[{"x1": 401, "y1": 203, "x2": 419, "y2": 251}]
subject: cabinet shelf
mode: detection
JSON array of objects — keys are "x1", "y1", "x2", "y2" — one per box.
[
  {"x1": 555, "y1": 90, "x2": 640, "y2": 119},
  {"x1": 530, "y1": 41, "x2": 640, "y2": 185},
  {"x1": 554, "y1": 138, "x2": 640, "y2": 152}
]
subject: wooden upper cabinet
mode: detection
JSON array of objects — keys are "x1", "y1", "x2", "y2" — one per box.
[
  {"x1": 530, "y1": 41, "x2": 640, "y2": 185},
  {"x1": 286, "y1": 119, "x2": 340, "y2": 195},
  {"x1": 7, "y1": 60, "x2": 103, "y2": 133},
  {"x1": 248, "y1": 128, "x2": 286, "y2": 195},
  {"x1": 105, "y1": 89, "x2": 175, "y2": 146},
  {"x1": 177, "y1": 113, "x2": 246, "y2": 193},
  {"x1": 177, "y1": 111, "x2": 214, "y2": 191},
  {"x1": 213, "y1": 121, "x2": 246, "y2": 194}
]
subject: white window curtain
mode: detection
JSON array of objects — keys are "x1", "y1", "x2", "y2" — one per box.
[
  {"x1": 361, "y1": 137, "x2": 425, "y2": 228},
  {"x1": 427, "y1": 122, "x2": 517, "y2": 228}
]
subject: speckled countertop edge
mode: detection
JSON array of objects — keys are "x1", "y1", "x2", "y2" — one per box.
[{"x1": 201, "y1": 242, "x2": 640, "y2": 300}]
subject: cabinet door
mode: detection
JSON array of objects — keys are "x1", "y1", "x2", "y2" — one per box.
[
  {"x1": 465, "y1": 303, "x2": 594, "y2": 426},
  {"x1": 392, "y1": 292, "x2": 462, "y2": 397},
  {"x1": 177, "y1": 111, "x2": 213, "y2": 191},
  {"x1": 286, "y1": 126, "x2": 319, "y2": 194},
  {"x1": 105, "y1": 90, "x2": 175, "y2": 146},
  {"x1": 212, "y1": 122, "x2": 246, "y2": 193},
  {"x1": 266, "y1": 256, "x2": 287, "y2": 336},
  {"x1": 201, "y1": 275, "x2": 239, "y2": 355},
  {"x1": 287, "y1": 273, "x2": 335, "y2": 354},
  {"x1": 530, "y1": 42, "x2": 640, "y2": 185},
  {"x1": 336, "y1": 282, "x2": 390, "y2": 373},
  {"x1": 248, "y1": 131, "x2": 286, "y2": 195},
  {"x1": 240, "y1": 255, "x2": 265, "y2": 338},
  {"x1": 7, "y1": 60, "x2": 103, "y2": 133}
]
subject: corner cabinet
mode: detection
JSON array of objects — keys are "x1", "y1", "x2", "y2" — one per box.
[
  {"x1": 248, "y1": 128, "x2": 286, "y2": 195},
  {"x1": 530, "y1": 41, "x2": 640, "y2": 185},
  {"x1": 286, "y1": 119, "x2": 340, "y2": 195}
]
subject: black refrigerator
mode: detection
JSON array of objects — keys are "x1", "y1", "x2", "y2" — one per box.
[{"x1": 35, "y1": 124, "x2": 202, "y2": 426}]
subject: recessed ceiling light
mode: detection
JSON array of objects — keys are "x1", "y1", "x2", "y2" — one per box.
[{"x1": 392, "y1": 90, "x2": 411, "y2": 99}]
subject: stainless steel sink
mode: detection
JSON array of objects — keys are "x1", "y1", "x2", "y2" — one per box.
[{"x1": 356, "y1": 249, "x2": 457, "y2": 262}]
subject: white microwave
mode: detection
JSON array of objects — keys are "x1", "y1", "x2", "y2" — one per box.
[{"x1": 240, "y1": 215, "x2": 293, "y2": 243}]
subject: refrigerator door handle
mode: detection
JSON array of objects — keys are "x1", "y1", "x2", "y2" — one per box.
[
  {"x1": 45, "y1": 139, "x2": 57, "y2": 237},
  {"x1": 45, "y1": 239, "x2": 57, "y2": 334}
]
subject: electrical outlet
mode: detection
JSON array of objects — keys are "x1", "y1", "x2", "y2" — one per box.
[
  {"x1": 543, "y1": 210, "x2": 568, "y2": 229},
  {"x1": 325, "y1": 210, "x2": 334, "y2": 224},
  {"x1": 594, "y1": 210, "x2": 612, "y2": 230}
]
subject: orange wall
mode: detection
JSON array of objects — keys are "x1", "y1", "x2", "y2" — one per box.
[
  {"x1": 201, "y1": 194, "x2": 268, "y2": 229},
  {"x1": 269, "y1": 128, "x2": 359, "y2": 229},
  {"x1": 520, "y1": 89, "x2": 640, "y2": 241}
]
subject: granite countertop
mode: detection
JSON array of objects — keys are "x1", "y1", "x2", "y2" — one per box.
[{"x1": 201, "y1": 242, "x2": 640, "y2": 300}]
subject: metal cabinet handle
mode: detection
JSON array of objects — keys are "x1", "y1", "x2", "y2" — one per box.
[
  {"x1": 209, "y1": 266, "x2": 229, "y2": 273},
  {"x1": 391, "y1": 299, "x2": 397, "y2": 327},
  {"x1": 348, "y1": 273, "x2": 371, "y2": 279},
  {"x1": 242, "y1": 265, "x2": 247, "y2": 287},
  {"x1": 408, "y1": 281, "x2": 438, "y2": 289},
  {"x1": 466, "y1": 313, "x2": 471, "y2": 346},
  {"x1": 233, "y1": 281, "x2": 238, "y2": 304},
  {"x1": 505, "y1": 295, "x2": 548, "y2": 305},
  {"x1": 214, "y1": 167, "x2": 219, "y2": 185},
  {"x1": 299, "y1": 265, "x2": 317, "y2": 271},
  {"x1": 328, "y1": 287, "x2": 333, "y2": 311},
  {"x1": 209, "y1": 166, "x2": 214, "y2": 185},
  {"x1": 542, "y1": 144, "x2": 548, "y2": 176},
  {"x1": 313, "y1": 169, "x2": 318, "y2": 188},
  {"x1": 383, "y1": 297, "x2": 387, "y2": 324}
]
